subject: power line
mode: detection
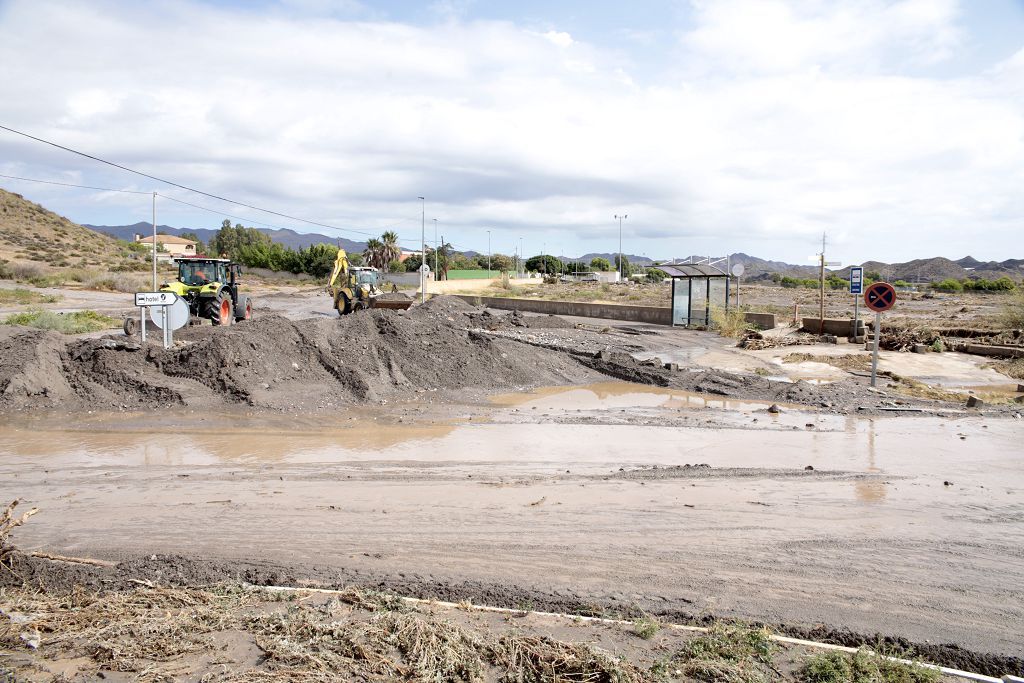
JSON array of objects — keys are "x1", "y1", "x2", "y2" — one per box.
[
  {"x1": 0, "y1": 173, "x2": 149, "y2": 194},
  {"x1": 0, "y1": 127, "x2": 487, "y2": 254},
  {"x1": 0, "y1": 123, "x2": 393, "y2": 239},
  {"x1": 0, "y1": 170, "x2": 432, "y2": 251}
]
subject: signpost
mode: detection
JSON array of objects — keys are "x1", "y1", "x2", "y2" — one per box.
[
  {"x1": 863, "y1": 281, "x2": 896, "y2": 387},
  {"x1": 134, "y1": 291, "x2": 182, "y2": 349},
  {"x1": 849, "y1": 267, "x2": 863, "y2": 341},
  {"x1": 730, "y1": 263, "x2": 744, "y2": 306}
]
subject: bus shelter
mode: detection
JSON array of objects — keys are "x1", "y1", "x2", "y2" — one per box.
[{"x1": 659, "y1": 263, "x2": 731, "y2": 327}]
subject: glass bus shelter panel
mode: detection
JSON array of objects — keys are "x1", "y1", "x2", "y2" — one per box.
[
  {"x1": 672, "y1": 278, "x2": 690, "y2": 326},
  {"x1": 689, "y1": 277, "x2": 708, "y2": 326},
  {"x1": 709, "y1": 277, "x2": 728, "y2": 314}
]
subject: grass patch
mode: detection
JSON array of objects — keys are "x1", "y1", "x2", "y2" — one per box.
[
  {"x1": 800, "y1": 648, "x2": 940, "y2": 683},
  {"x1": 0, "y1": 288, "x2": 60, "y2": 305},
  {"x1": 672, "y1": 622, "x2": 775, "y2": 683},
  {"x1": 711, "y1": 306, "x2": 755, "y2": 338},
  {"x1": 4, "y1": 309, "x2": 120, "y2": 334},
  {"x1": 633, "y1": 616, "x2": 661, "y2": 640}
]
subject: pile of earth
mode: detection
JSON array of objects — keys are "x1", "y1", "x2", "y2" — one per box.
[{"x1": 0, "y1": 296, "x2": 595, "y2": 413}]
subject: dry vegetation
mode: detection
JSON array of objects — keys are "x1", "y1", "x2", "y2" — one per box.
[
  {"x1": 0, "y1": 579, "x2": 949, "y2": 683},
  {"x1": 3, "y1": 309, "x2": 121, "y2": 334}
]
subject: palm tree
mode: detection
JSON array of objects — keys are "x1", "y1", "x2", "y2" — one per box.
[
  {"x1": 380, "y1": 231, "x2": 401, "y2": 272},
  {"x1": 363, "y1": 238, "x2": 384, "y2": 269}
]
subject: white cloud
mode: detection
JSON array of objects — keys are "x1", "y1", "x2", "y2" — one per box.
[{"x1": 0, "y1": 0, "x2": 1020, "y2": 262}]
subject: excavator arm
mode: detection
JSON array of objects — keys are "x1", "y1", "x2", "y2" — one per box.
[{"x1": 328, "y1": 249, "x2": 350, "y2": 296}]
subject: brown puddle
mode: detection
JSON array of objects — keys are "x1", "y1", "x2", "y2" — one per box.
[{"x1": 490, "y1": 381, "x2": 788, "y2": 412}]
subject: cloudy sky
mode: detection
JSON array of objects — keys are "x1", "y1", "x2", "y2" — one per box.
[{"x1": 1, "y1": 0, "x2": 1022, "y2": 263}]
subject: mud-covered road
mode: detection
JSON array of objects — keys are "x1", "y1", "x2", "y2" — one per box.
[{"x1": 3, "y1": 389, "x2": 1022, "y2": 661}]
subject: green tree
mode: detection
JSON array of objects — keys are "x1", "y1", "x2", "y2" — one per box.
[
  {"x1": 614, "y1": 254, "x2": 633, "y2": 277},
  {"x1": 301, "y1": 243, "x2": 339, "y2": 278},
  {"x1": 404, "y1": 252, "x2": 423, "y2": 273},
  {"x1": 526, "y1": 254, "x2": 562, "y2": 274},
  {"x1": 590, "y1": 257, "x2": 612, "y2": 272},
  {"x1": 388, "y1": 259, "x2": 406, "y2": 273},
  {"x1": 487, "y1": 253, "x2": 514, "y2": 272},
  {"x1": 933, "y1": 278, "x2": 963, "y2": 292},
  {"x1": 646, "y1": 267, "x2": 668, "y2": 282},
  {"x1": 380, "y1": 231, "x2": 401, "y2": 271},
  {"x1": 363, "y1": 238, "x2": 385, "y2": 270}
]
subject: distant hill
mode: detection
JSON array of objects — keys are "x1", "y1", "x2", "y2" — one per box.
[
  {"x1": 85, "y1": 222, "x2": 367, "y2": 254},
  {"x1": 576, "y1": 252, "x2": 654, "y2": 265},
  {"x1": 0, "y1": 188, "x2": 142, "y2": 271}
]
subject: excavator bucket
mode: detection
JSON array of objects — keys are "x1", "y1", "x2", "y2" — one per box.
[{"x1": 370, "y1": 297, "x2": 414, "y2": 311}]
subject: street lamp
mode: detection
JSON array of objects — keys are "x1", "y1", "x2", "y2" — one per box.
[
  {"x1": 418, "y1": 197, "x2": 425, "y2": 303},
  {"x1": 433, "y1": 218, "x2": 438, "y2": 282},
  {"x1": 614, "y1": 214, "x2": 627, "y2": 281},
  {"x1": 486, "y1": 230, "x2": 491, "y2": 274}
]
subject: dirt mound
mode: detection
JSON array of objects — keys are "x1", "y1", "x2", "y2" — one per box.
[{"x1": 0, "y1": 298, "x2": 594, "y2": 413}]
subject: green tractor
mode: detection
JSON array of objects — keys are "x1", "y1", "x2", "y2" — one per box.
[{"x1": 161, "y1": 258, "x2": 252, "y2": 325}]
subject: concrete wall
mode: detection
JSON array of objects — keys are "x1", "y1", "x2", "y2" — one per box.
[
  {"x1": 744, "y1": 312, "x2": 776, "y2": 330},
  {"x1": 449, "y1": 294, "x2": 672, "y2": 325},
  {"x1": 802, "y1": 317, "x2": 865, "y2": 336}
]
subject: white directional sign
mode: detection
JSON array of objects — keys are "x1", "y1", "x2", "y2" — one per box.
[{"x1": 135, "y1": 291, "x2": 176, "y2": 307}]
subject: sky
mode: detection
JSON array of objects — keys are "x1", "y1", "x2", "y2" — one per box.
[{"x1": 1, "y1": 0, "x2": 1022, "y2": 264}]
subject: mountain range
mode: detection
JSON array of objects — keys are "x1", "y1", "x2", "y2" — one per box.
[{"x1": 1, "y1": 188, "x2": 1019, "y2": 282}]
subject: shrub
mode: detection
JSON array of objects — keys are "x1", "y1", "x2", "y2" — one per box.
[
  {"x1": 932, "y1": 279, "x2": 962, "y2": 292},
  {"x1": 4, "y1": 309, "x2": 120, "y2": 334},
  {"x1": 711, "y1": 306, "x2": 753, "y2": 338}
]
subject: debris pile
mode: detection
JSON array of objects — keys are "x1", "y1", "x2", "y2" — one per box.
[{"x1": 0, "y1": 296, "x2": 591, "y2": 413}]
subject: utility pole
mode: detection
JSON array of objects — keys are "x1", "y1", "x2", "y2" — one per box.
[
  {"x1": 615, "y1": 214, "x2": 627, "y2": 282},
  {"x1": 440, "y1": 235, "x2": 444, "y2": 281},
  {"x1": 418, "y1": 197, "x2": 425, "y2": 303},
  {"x1": 487, "y1": 230, "x2": 491, "y2": 273},
  {"x1": 151, "y1": 192, "x2": 157, "y2": 290},
  {"x1": 433, "y1": 218, "x2": 438, "y2": 282},
  {"x1": 818, "y1": 232, "x2": 826, "y2": 334}
]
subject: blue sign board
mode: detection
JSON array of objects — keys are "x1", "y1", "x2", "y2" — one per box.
[{"x1": 849, "y1": 267, "x2": 863, "y2": 295}]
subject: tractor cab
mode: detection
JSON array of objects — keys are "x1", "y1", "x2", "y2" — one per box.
[
  {"x1": 163, "y1": 257, "x2": 251, "y2": 326},
  {"x1": 350, "y1": 267, "x2": 379, "y2": 288},
  {"x1": 178, "y1": 259, "x2": 228, "y2": 286}
]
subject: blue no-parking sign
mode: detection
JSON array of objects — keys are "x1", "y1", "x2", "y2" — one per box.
[{"x1": 850, "y1": 267, "x2": 863, "y2": 295}]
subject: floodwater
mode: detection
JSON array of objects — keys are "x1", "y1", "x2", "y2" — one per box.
[{"x1": 1, "y1": 387, "x2": 1023, "y2": 655}]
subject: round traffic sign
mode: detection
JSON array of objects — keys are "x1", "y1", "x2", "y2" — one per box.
[
  {"x1": 731, "y1": 263, "x2": 745, "y2": 277},
  {"x1": 149, "y1": 297, "x2": 190, "y2": 330},
  {"x1": 864, "y1": 281, "x2": 896, "y2": 312}
]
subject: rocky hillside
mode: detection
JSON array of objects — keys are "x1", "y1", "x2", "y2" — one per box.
[{"x1": 0, "y1": 187, "x2": 147, "y2": 273}]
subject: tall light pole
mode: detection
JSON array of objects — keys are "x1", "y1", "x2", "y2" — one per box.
[
  {"x1": 151, "y1": 192, "x2": 157, "y2": 290},
  {"x1": 519, "y1": 237, "x2": 524, "y2": 276},
  {"x1": 433, "y1": 218, "x2": 438, "y2": 282},
  {"x1": 614, "y1": 214, "x2": 627, "y2": 281},
  {"x1": 486, "y1": 230, "x2": 491, "y2": 273},
  {"x1": 418, "y1": 197, "x2": 425, "y2": 303}
]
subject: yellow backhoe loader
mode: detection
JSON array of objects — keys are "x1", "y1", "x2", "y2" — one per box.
[{"x1": 327, "y1": 249, "x2": 413, "y2": 315}]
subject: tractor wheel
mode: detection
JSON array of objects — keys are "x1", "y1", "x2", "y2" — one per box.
[
  {"x1": 211, "y1": 294, "x2": 233, "y2": 326},
  {"x1": 234, "y1": 295, "x2": 252, "y2": 322},
  {"x1": 336, "y1": 292, "x2": 352, "y2": 316},
  {"x1": 122, "y1": 317, "x2": 137, "y2": 336}
]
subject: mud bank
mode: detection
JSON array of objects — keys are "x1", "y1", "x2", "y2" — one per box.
[
  {"x1": 0, "y1": 297, "x2": 594, "y2": 413},
  {"x1": 1, "y1": 296, "x2": 1019, "y2": 416},
  {"x1": 2, "y1": 553, "x2": 1020, "y2": 677}
]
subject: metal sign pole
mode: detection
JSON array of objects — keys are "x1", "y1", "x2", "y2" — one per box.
[
  {"x1": 140, "y1": 307, "x2": 146, "y2": 342},
  {"x1": 870, "y1": 311, "x2": 882, "y2": 387},
  {"x1": 162, "y1": 306, "x2": 169, "y2": 350},
  {"x1": 854, "y1": 296, "x2": 859, "y2": 341}
]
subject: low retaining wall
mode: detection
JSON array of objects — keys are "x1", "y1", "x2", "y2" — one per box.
[
  {"x1": 449, "y1": 295, "x2": 672, "y2": 326},
  {"x1": 744, "y1": 312, "x2": 776, "y2": 330},
  {"x1": 802, "y1": 317, "x2": 865, "y2": 336}
]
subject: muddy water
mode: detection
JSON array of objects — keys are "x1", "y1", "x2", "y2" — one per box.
[{"x1": 2, "y1": 385, "x2": 1023, "y2": 655}]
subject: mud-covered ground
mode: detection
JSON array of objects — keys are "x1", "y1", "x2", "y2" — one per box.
[{"x1": 1, "y1": 294, "x2": 1022, "y2": 678}]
